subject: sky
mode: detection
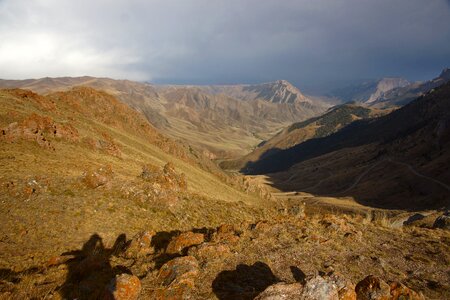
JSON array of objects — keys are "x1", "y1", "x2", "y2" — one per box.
[{"x1": 1, "y1": 0, "x2": 450, "y2": 93}]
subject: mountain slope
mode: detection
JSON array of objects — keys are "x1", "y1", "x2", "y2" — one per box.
[
  {"x1": 222, "y1": 104, "x2": 386, "y2": 171},
  {"x1": 330, "y1": 77, "x2": 410, "y2": 103},
  {"x1": 243, "y1": 83, "x2": 450, "y2": 209},
  {"x1": 370, "y1": 68, "x2": 450, "y2": 108},
  {"x1": 0, "y1": 77, "x2": 330, "y2": 159}
]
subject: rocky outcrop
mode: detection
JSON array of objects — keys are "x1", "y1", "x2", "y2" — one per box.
[
  {"x1": 166, "y1": 232, "x2": 204, "y2": 254},
  {"x1": 104, "y1": 274, "x2": 141, "y2": 300}
]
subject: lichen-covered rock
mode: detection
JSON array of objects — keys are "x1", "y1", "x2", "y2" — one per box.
[
  {"x1": 301, "y1": 275, "x2": 339, "y2": 300},
  {"x1": 329, "y1": 274, "x2": 356, "y2": 300},
  {"x1": 355, "y1": 275, "x2": 390, "y2": 300},
  {"x1": 124, "y1": 231, "x2": 156, "y2": 258},
  {"x1": 255, "y1": 282, "x2": 303, "y2": 299},
  {"x1": 212, "y1": 224, "x2": 240, "y2": 245},
  {"x1": 104, "y1": 274, "x2": 141, "y2": 300},
  {"x1": 188, "y1": 242, "x2": 232, "y2": 261},
  {"x1": 389, "y1": 281, "x2": 425, "y2": 300},
  {"x1": 150, "y1": 256, "x2": 199, "y2": 299},
  {"x1": 82, "y1": 165, "x2": 113, "y2": 188},
  {"x1": 166, "y1": 231, "x2": 204, "y2": 254}
]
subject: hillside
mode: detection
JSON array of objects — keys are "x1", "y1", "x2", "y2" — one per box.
[
  {"x1": 0, "y1": 77, "x2": 330, "y2": 159},
  {"x1": 0, "y1": 87, "x2": 277, "y2": 269},
  {"x1": 329, "y1": 77, "x2": 410, "y2": 104},
  {"x1": 0, "y1": 88, "x2": 449, "y2": 299},
  {"x1": 243, "y1": 82, "x2": 450, "y2": 210},
  {"x1": 222, "y1": 104, "x2": 387, "y2": 171},
  {"x1": 370, "y1": 68, "x2": 450, "y2": 108}
]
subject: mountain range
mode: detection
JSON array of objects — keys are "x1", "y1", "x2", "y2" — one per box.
[
  {"x1": 0, "y1": 77, "x2": 331, "y2": 159},
  {"x1": 242, "y1": 81, "x2": 450, "y2": 209}
]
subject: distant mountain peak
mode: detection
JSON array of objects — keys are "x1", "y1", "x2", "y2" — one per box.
[
  {"x1": 246, "y1": 79, "x2": 308, "y2": 104},
  {"x1": 365, "y1": 77, "x2": 410, "y2": 103},
  {"x1": 439, "y1": 68, "x2": 450, "y2": 80}
]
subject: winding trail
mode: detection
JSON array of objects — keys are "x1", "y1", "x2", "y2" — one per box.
[{"x1": 337, "y1": 158, "x2": 450, "y2": 195}]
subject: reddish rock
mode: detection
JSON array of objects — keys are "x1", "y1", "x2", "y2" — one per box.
[
  {"x1": 329, "y1": 274, "x2": 356, "y2": 300},
  {"x1": 82, "y1": 165, "x2": 113, "y2": 188},
  {"x1": 255, "y1": 282, "x2": 303, "y2": 299},
  {"x1": 355, "y1": 276, "x2": 390, "y2": 300},
  {"x1": 212, "y1": 224, "x2": 240, "y2": 245},
  {"x1": 166, "y1": 232, "x2": 204, "y2": 254},
  {"x1": 389, "y1": 281, "x2": 425, "y2": 300},
  {"x1": 157, "y1": 256, "x2": 199, "y2": 287},
  {"x1": 189, "y1": 243, "x2": 231, "y2": 261},
  {"x1": 124, "y1": 231, "x2": 156, "y2": 258},
  {"x1": 151, "y1": 256, "x2": 199, "y2": 299},
  {"x1": 104, "y1": 274, "x2": 141, "y2": 300}
]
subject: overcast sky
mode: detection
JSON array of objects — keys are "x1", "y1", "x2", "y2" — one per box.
[{"x1": 1, "y1": 0, "x2": 450, "y2": 92}]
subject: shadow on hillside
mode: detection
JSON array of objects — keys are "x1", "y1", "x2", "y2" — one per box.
[
  {"x1": 212, "y1": 262, "x2": 279, "y2": 300},
  {"x1": 240, "y1": 136, "x2": 450, "y2": 211},
  {"x1": 59, "y1": 233, "x2": 130, "y2": 300}
]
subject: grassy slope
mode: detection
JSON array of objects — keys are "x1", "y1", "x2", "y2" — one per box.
[{"x1": 0, "y1": 88, "x2": 272, "y2": 270}]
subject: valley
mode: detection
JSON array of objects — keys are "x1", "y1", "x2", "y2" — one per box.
[{"x1": 0, "y1": 72, "x2": 449, "y2": 300}]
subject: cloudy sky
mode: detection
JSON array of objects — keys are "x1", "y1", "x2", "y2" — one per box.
[{"x1": 1, "y1": 0, "x2": 450, "y2": 92}]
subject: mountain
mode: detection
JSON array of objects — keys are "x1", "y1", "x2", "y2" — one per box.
[
  {"x1": 370, "y1": 68, "x2": 450, "y2": 108},
  {"x1": 0, "y1": 77, "x2": 330, "y2": 159},
  {"x1": 221, "y1": 103, "x2": 388, "y2": 170},
  {"x1": 243, "y1": 82, "x2": 450, "y2": 209},
  {"x1": 330, "y1": 77, "x2": 410, "y2": 103},
  {"x1": 198, "y1": 80, "x2": 310, "y2": 104}
]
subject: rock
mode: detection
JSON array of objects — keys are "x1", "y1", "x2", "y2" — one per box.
[
  {"x1": 188, "y1": 242, "x2": 232, "y2": 261},
  {"x1": 355, "y1": 275, "x2": 390, "y2": 300},
  {"x1": 301, "y1": 275, "x2": 339, "y2": 300},
  {"x1": 255, "y1": 282, "x2": 303, "y2": 299},
  {"x1": 389, "y1": 281, "x2": 425, "y2": 300},
  {"x1": 104, "y1": 274, "x2": 141, "y2": 300},
  {"x1": 433, "y1": 212, "x2": 450, "y2": 229},
  {"x1": 152, "y1": 256, "x2": 199, "y2": 299},
  {"x1": 329, "y1": 274, "x2": 356, "y2": 300},
  {"x1": 46, "y1": 255, "x2": 74, "y2": 267},
  {"x1": 403, "y1": 213, "x2": 426, "y2": 226},
  {"x1": 166, "y1": 231, "x2": 204, "y2": 254},
  {"x1": 212, "y1": 224, "x2": 240, "y2": 245},
  {"x1": 124, "y1": 231, "x2": 156, "y2": 258},
  {"x1": 82, "y1": 165, "x2": 113, "y2": 188},
  {"x1": 157, "y1": 256, "x2": 199, "y2": 287}
]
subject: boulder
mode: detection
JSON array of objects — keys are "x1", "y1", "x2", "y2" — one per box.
[
  {"x1": 212, "y1": 224, "x2": 240, "y2": 245},
  {"x1": 355, "y1": 276, "x2": 390, "y2": 300},
  {"x1": 188, "y1": 242, "x2": 232, "y2": 261},
  {"x1": 104, "y1": 274, "x2": 141, "y2": 300},
  {"x1": 255, "y1": 282, "x2": 303, "y2": 299},
  {"x1": 124, "y1": 231, "x2": 156, "y2": 258},
  {"x1": 301, "y1": 275, "x2": 339, "y2": 300},
  {"x1": 433, "y1": 212, "x2": 450, "y2": 230},
  {"x1": 389, "y1": 281, "x2": 425, "y2": 300},
  {"x1": 166, "y1": 231, "x2": 204, "y2": 254},
  {"x1": 151, "y1": 256, "x2": 199, "y2": 299}
]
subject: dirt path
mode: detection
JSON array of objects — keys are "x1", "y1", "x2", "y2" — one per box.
[{"x1": 338, "y1": 158, "x2": 450, "y2": 194}]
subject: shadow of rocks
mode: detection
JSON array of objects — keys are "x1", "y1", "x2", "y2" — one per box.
[{"x1": 212, "y1": 262, "x2": 279, "y2": 300}]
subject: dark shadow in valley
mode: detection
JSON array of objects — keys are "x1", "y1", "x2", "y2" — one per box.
[{"x1": 212, "y1": 262, "x2": 279, "y2": 300}]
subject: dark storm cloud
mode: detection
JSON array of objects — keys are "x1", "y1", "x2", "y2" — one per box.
[{"x1": 1, "y1": 0, "x2": 449, "y2": 92}]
